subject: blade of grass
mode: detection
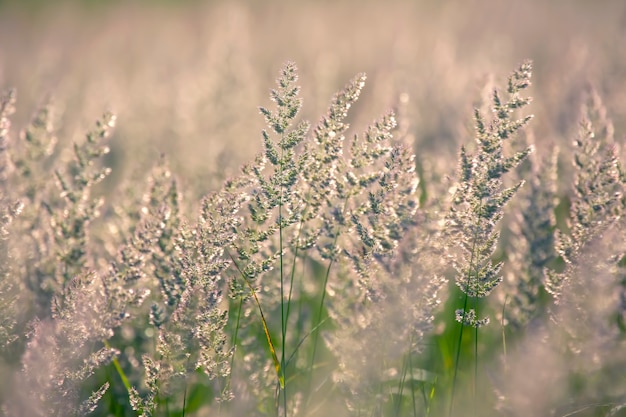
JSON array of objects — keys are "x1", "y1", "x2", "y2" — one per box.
[
  {"x1": 228, "y1": 251, "x2": 284, "y2": 389},
  {"x1": 103, "y1": 340, "x2": 132, "y2": 392}
]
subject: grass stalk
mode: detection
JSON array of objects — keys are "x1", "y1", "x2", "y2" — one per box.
[
  {"x1": 279, "y1": 140, "x2": 287, "y2": 417},
  {"x1": 104, "y1": 340, "x2": 132, "y2": 392},
  {"x1": 473, "y1": 319, "x2": 478, "y2": 417},
  {"x1": 228, "y1": 251, "x2": 284, "y2": 389},
  {"x1": 501, "y1": 295, "x2": 508, "y2": 369},
  {"x1": 304, "y1": 197, "x2": 349, "y2": 409},
  {"x1": 394, "y1": 333, "x2": 416, "y2": 417},
  {"x1": 449, "y1": 197, "x2": 484, "y2": 417},
  {"x1": 408, "y1": 349, "x2": 418, "y2": 417},
  {"x1": 449, "y1": 292, "x2": 469, "y2": 417}
]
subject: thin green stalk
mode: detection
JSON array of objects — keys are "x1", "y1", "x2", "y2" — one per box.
[
  {"x1": 501, "y1": 295, "x2": 508, "y2": 370},
  {"x1": 284, "y1": 217, "x2": 307, "y2": 357},
  {"x1": 471, "y1": 292, "x2": 479, "y2": 417},
  {"x1": 285, "y1": 195, "x2": 321, "y2": 379},
  {"x1": 394, "y1": 333, "x2": 419, "y2": 417},
  {"x1": 290, "y1": 244, "x2": 307, "y2": 368},
  {"x1": 181, "y1": 355, "x2": 191, "y2": 417},
  {"x1": 303, "y1": 199, "x2": 349, "y2": 414},
  {"x1": 103, "y1": 340, "x2": 132, "y2": 392},
  {"x1": 473, "y1": 317, "x2": 478, "y2": 417},
  {"x1": 309, "y1": 256, "x2": 333, "y2": 368},
  {"x1": 227, "y1": 251, "x2": 284, "y2": 389},
  {"x1": 449, "y1": 197, "x2": 484, "y2": 417},
  {"x1": 308, "y1": 197, "x2": 349, "y2": 379},
  {"x1": 284, "y1": 230, "x2": 300, "y2": 333},
  {"x1": 393, "y1": 334, "x2": 413, "y2": 416},
  {"x1": 424, "y1": 376, "x2": 436, "y2": 417},
  {"x1": 407, "y1": 348, "x2": 418, "y2": 417},
  {"x1": 228, "y1": 297, "x2": 243, "y2": 385},
  {"x1": 286, "y1": 316, "x2": 329, "y2": 367},
  {"x1": 303, "y1": 254, "x2": 335, "y2": 411},
  {"x1": 449, "y1": 291, "x2": 469, "y2": 417},
  {"x1": 394, "y1": 351, "x2": 409, "y2": 416},
  {"x1": 278, "y1": 144, "x2": 287, "y2": 417}
]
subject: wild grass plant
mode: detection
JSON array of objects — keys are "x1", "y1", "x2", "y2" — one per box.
[{"x1": 1, "y1": 51, "x2": 626, "y2": 417}]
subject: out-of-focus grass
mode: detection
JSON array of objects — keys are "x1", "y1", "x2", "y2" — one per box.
[{"x1": 1, "y1": 0, "x2": 624, "y2": 201}]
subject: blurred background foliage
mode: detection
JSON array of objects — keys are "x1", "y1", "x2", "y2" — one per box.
[{"x1": 1, "y1": 0, "x2": 625, "y2": 202}]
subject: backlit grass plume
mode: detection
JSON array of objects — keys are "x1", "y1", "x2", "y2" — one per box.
[
  {"x1": 446, "y1": 60, "x2": 534, "y2": 328},
  {"x1": 545, "y1": 89, "x2": 626, "y2": 301},
  {"x1": 502, "y1": 146, "x2": 558, "y2": 329}
]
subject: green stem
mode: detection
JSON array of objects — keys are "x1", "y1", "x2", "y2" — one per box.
[
  {"x1": 449, "y1": 197, "x2": 484, "y2": 417},
  {"x1": 396, "y1": 333, "x2": 416, "y2": 416},
  {"x1": 308, "y1": 198, "x2": 349, "y2": 379},
  {"x1": 228, "y1": 252, "x2": 284, "y2": 388},
  {"x1": 474, "y1": 318, "x2": 478, "y2": 417},
  {"x1": 501, "y1": 295, "x2": 508, "y2": 370},
  {"x1": 449, "y1": 291, "x2": 469, "y2": 417},
  {"x1": 424, "y1": 376, "x2": 436, "y2": 417},
  {"x1": 181, "y1": 356, "x2": 190, "y2": 417},
  {"x1": 394, "y1": 334, "x2": 415, "y2": 416},
  {"x1": 104, "y1": 340, "x2": 132, "y2": 392},
  {"x1": 278, "y1": 144, "x2": 287, "y2": 417},
  {"x1": 291, "y1": 245, "x2": 307, "y2": 367},
  {"x1": 303, "y1": 254, "x2": 335, "y2": 413},
  {"x1": 407, "y1": 348, "x2": 418, "y2": 417},
  {"x1": 394, "y1": 353, "x2": 408, "y2": 416},
  {"x1": 284, "y1": 218, "x2": 306, "y2": 360},
  {"x1": 303, "y1": 202, "x2": 348, "y2": 412},
  {"x1": 309, "y1": 256, "x2": 333, "y2": 370},
  {"x1": 286, "y1": 316, "x2": 329, "y2": 367}
]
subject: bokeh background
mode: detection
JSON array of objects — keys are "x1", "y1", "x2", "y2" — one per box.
[{"x1": 2, "y1": 0, "x2": 625, "y2": 199}]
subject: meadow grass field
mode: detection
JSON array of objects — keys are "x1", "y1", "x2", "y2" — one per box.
[{"x1": 1, "y1": 1, "x2": 626, "y2": 416}]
